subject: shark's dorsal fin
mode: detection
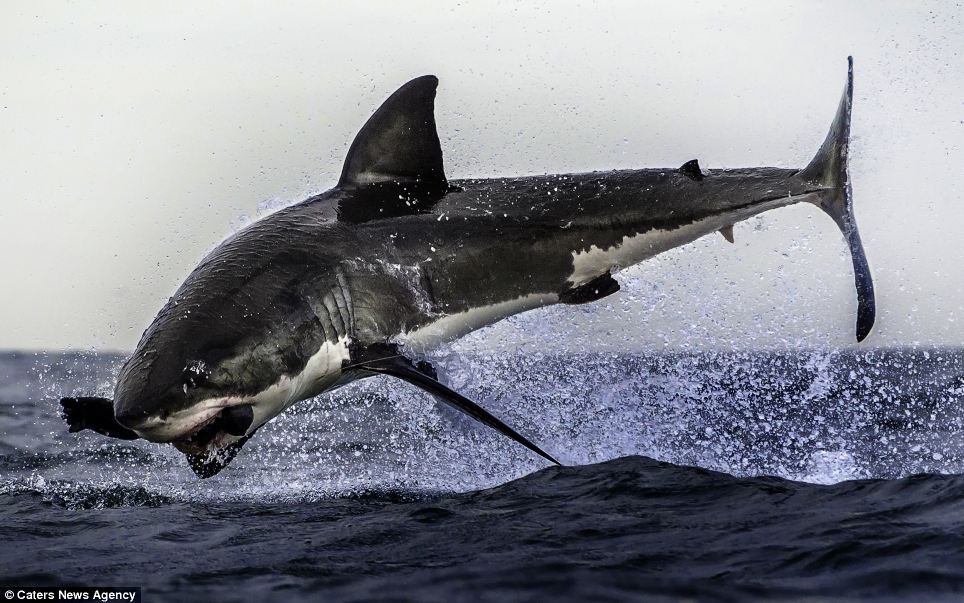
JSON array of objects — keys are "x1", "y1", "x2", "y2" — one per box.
[
  {"x1": 339, "y1": 75, "x2": 448, "y2": 189},
  {"x1": 679, "y1": 159, "x2": 704, "y2": 181}
]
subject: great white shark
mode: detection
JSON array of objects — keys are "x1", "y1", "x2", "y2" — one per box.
[{"x1": 61, "y1": 57, "x2": 874, "y2": 478}]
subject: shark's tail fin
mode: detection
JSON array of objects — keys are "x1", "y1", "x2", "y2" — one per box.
[{"x1": 800, "y1": 56, "x2": 875, "y2": 342}]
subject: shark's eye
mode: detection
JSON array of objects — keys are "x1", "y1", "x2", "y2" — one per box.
[{"x1": 182, "y1": 360, "x2": 210, "y2": 392}]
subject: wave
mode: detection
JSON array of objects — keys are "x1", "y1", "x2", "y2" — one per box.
[{"x1": 3, "y1": 455, "x2": 964, "y2": 600}]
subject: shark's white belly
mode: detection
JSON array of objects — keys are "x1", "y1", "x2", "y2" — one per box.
[
  {"x1": 568, "y1": 194, "x2": 811, "y2": 286},
  {"x1": 247, "y1": 335, "x2": 352, "y2": 428},
  {"x1": 567, "y1": 217, "x2": 727, "y2": 286},
  {"x1": 400, "y1": 293, "x2": 559, "y2": 353}
]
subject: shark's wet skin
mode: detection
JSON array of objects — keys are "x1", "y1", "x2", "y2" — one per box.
[{"x1": 61, "y1": 58, "x2": 874, "y2": 478}]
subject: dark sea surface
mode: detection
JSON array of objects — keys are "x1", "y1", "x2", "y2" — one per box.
[{"x1": 2, "y1": 348, "x2": 964, "y2": 601}]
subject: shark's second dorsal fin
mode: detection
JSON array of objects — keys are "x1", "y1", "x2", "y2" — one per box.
[{"x1": 339, "y1": 75, "x2": 448, "y2": 189}]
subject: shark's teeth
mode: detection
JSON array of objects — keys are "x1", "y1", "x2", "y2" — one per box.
[{"x1": 181, "y1": 414, "x2": 219, "y2": 444}]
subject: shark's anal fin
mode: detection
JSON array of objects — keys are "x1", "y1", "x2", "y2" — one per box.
[
  {"x1": 350, "y1": 344, "x2": 560, "y2": 466},
  {"x1": 679, "y1": 159, "x2": 704, "y2": 181},
  {"x1": 560, "y1": 271, "x2": 620, "y2": 304},
  {"x1": 60, "y1": 396, "x2": 141, "y2": 440}
]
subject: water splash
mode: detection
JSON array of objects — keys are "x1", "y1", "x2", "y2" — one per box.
[{"x1": 1, "y1": 346, "x2": 961, "y2": 508}]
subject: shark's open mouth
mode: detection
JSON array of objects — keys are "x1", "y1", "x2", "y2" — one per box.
[
  {"x1": 172, "y1": 405, "x2": 254, "y2": 455},
  {"x1": 172, "y1": 415, "x2": 221, "y2": 454}
]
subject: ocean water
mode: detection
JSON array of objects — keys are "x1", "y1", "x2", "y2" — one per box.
[{"x1": 1, "y1": 348, "x2": 964, "y2": 601}]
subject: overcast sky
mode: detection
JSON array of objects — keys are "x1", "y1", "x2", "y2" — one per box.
[{"x1": 0, "y1": 1, "x2": 961, "y2": 352}]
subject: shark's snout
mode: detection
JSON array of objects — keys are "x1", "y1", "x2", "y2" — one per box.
[{"x1": 113, "y1": 380, "x2": 216, "y2": 443}]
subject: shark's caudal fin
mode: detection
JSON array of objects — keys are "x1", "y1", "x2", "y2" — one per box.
[{"x1": 800, "y1": 56, "x2": 876, "y2": 342}]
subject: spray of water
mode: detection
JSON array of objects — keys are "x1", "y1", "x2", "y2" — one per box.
[{"x1": 2, "y1": 338, "x2": 961, "y2": 509}]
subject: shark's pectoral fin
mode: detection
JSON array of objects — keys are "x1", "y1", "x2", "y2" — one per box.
[
  {"x1": 60, "y1": 396, "x2": 141, "y2": 440},
  {"x1": 350, "y1": 344, "x2": 560, "y2": 465},
  {"x1": 560, "y1": 271, "x2": 620, "y2": 304}
]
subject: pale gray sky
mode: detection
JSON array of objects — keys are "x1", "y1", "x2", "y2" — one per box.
[{"x1": 0, "y1": 1, "x2": 961, "y2": 352}]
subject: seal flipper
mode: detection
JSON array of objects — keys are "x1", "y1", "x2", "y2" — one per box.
[
  {"x1": 60, "y1": 396, "x2": 140, "y2": 440},
  {"x1": 351, "y1": 344, "x2": 560, "y2": 465}
]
